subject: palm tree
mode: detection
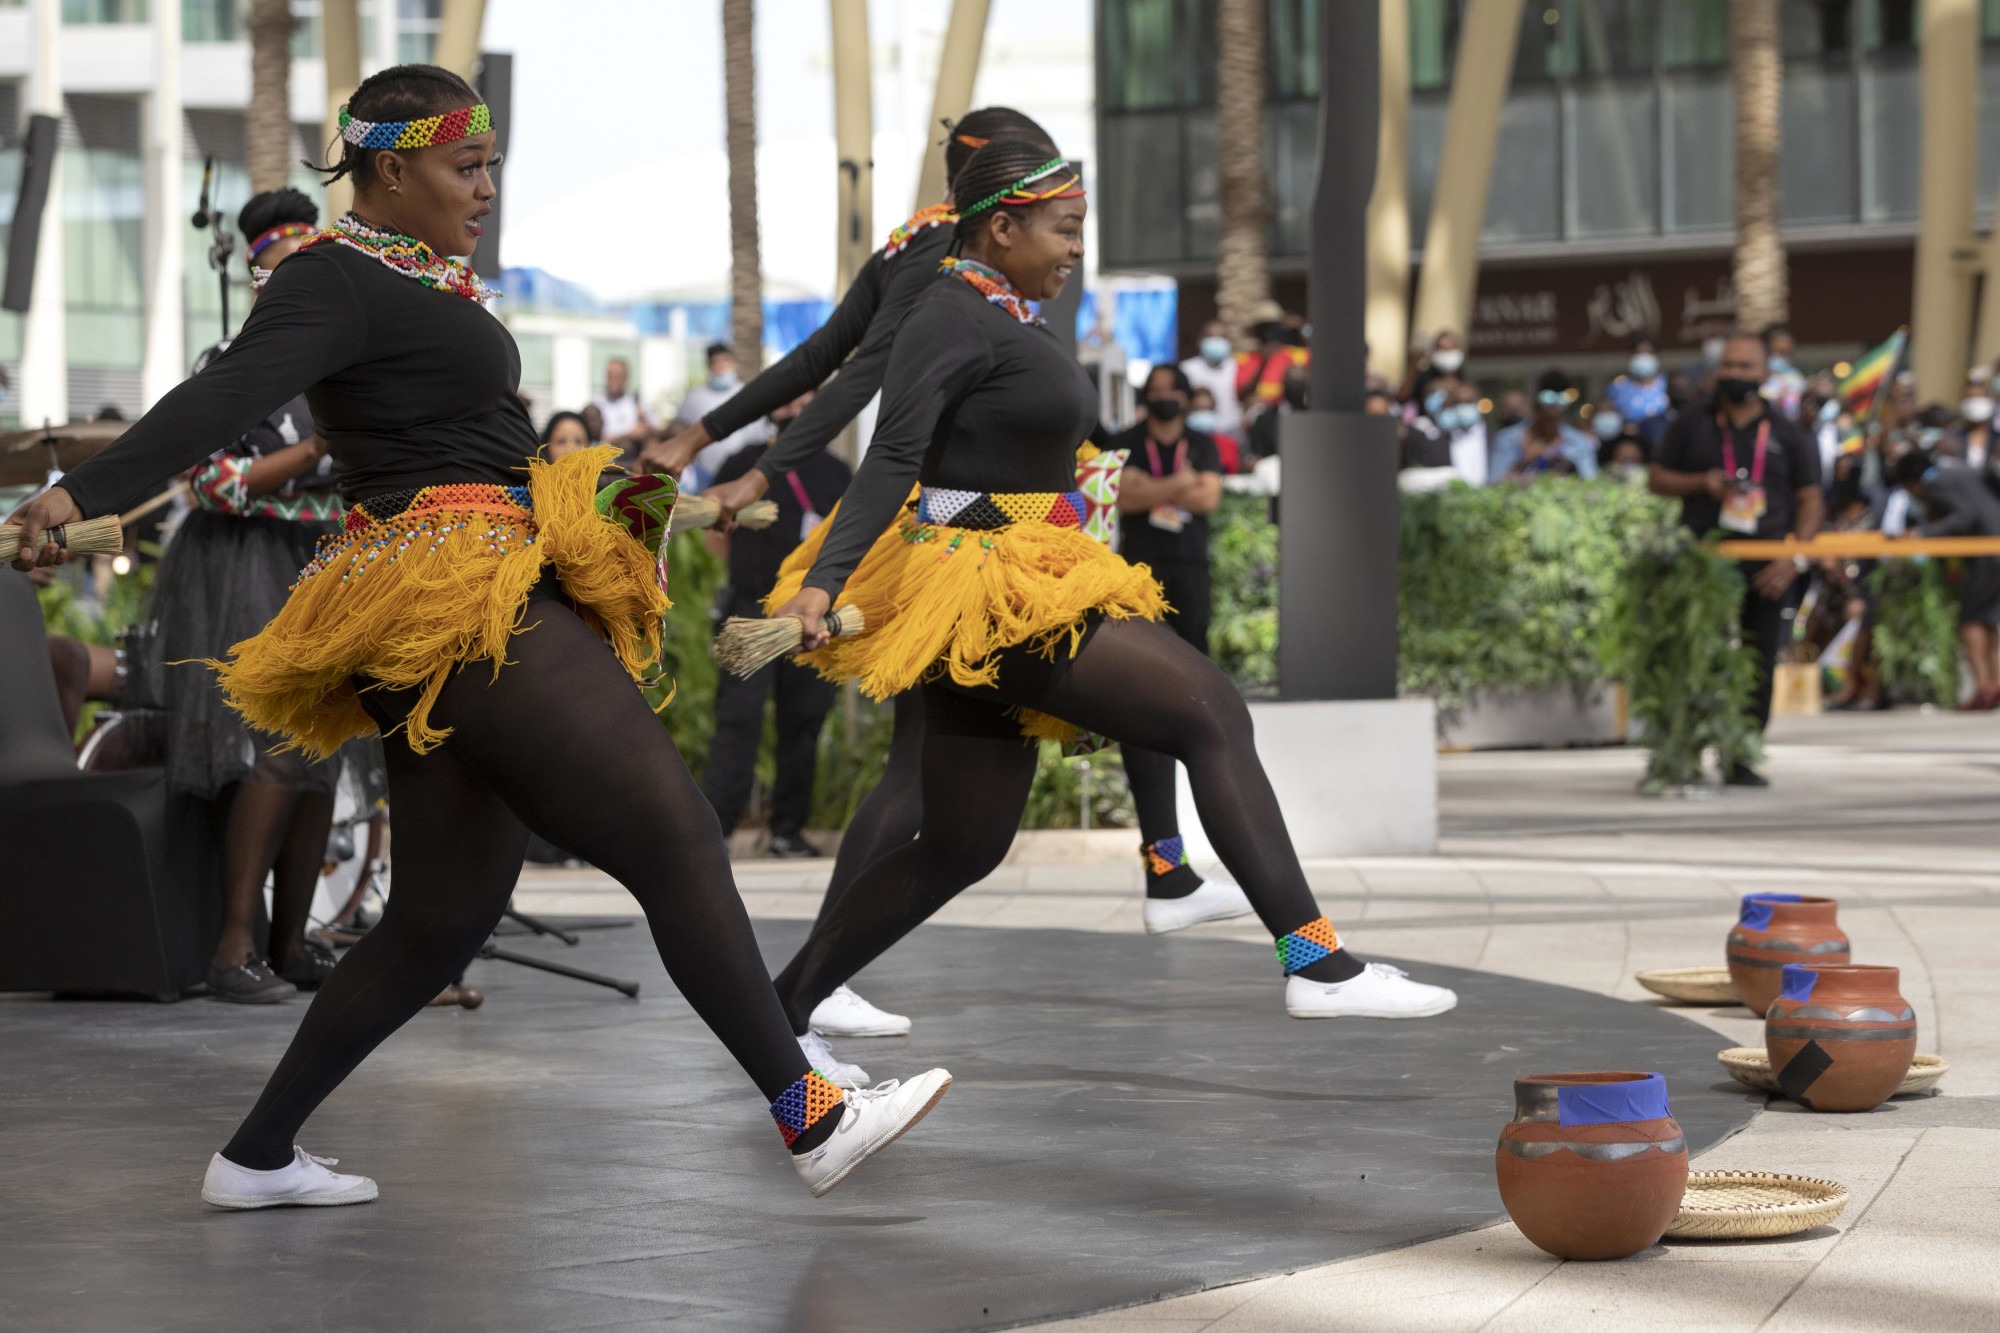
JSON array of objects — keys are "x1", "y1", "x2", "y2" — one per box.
[
  {"x1": 246, "y1": 0, "x2": 294, "y2": 193},
  {"x1": 1730, "y1": 0, "x2": 1787, "y2": 331},
  {"x1": 723, "y1": 0, "x2": 763, "y2": 373},
  {"x1": 1215, "y1": 0, "x2": 1270, "y2": 345}
]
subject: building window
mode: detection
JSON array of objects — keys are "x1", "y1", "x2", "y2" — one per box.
[
  {"x1": 1520, "y1": 1, "x2": 1658, "y2": 81},
  {"x1": 183, "y1": 0, "x2": 241, "y2": 42},
  {"x1": 1100, "y1": 0, "x2": 1184, "y2": 111},
  {"x1": 1270, "y1": 0, "x2": 1319, "y2": 99},
  {"x1": 63, "y1": 0, "x2": 148, "y2": 22},
  {"x1": 1658, "y1": 0, "x2": 1731, "y2": 68},
  {"x1": 399, "y1": 0, "x2": 442, "y2": 65}
]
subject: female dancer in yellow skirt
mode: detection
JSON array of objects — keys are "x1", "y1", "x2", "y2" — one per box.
[
  {"x1": 8, "y1": 63, "x2": 945, "y2": 1206},
  {"x1": 766, "y1": 139, "x2": 1461, "y2": 1031}
]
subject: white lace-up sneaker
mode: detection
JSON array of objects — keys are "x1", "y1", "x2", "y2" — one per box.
[
  {"x1": 799, "y1": 1029, "x2": 870, "y2": 1089},
  {"x1": 809, "y1": 985, "x2": 913, "y2": 1038},
  {"x1": 1143, "y1": 876, "x2": 1256, "y2": 935},
  {"x1": 1285, "y1": 963, "x2": 1459, "y2": 1019},
  {"x1": 200, "y1": 1147, "x2": 378, "y2": 1210},
  {"x1": 792, "y1": 1069, "x2": 953, "y2": 1198}
]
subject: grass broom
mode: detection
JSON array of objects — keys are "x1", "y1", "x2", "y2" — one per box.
[
  {"x1": 714, "y1": 605, "x2": 865, "y2": 677},
  {"x1": 0, "y1": 514, "x2": 125, "y2": 564},
  {"x1": 672, "y1": 494, "x2": 779, "y2": 532}
]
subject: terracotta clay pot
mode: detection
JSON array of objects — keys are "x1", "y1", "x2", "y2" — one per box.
[
  {"x1": 1726, "y1": 895, "x2": 1849, "y2": 1015},
  {"x1": 1764, "y1": 963, "x2": 1916, "y2": 1112},
  {"x1": 1495, "y1": 1072, "x2": 1689, "y2": 1260}
]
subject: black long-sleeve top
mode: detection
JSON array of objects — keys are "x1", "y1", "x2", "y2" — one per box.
[
  {"x1": 700, "y1": 223, "x2": 955, "y2": 482},
  {"x1": 59, "y1": 243, "x2": 539, "y2": 519},
  {"x1": 803, "y1": 275, "x2": 1098, "y2": 598}
]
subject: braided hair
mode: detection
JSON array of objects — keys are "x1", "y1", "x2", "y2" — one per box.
[
  {"x1": 951, "y1": 138, "x2": 1073, "y2": 252},
  {"x1": 943, "y1": 107, "x2": 1054, "y2": 186},
  {"x1": 237, "y1": 187, "x2": 317, "y2": 241},
  {"x1": 310, "y1": 63, "x2": 483, "y2": 188}
]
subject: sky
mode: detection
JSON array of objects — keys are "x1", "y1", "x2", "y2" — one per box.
[{"x1": 482, "y1": 0, "x2": 1094, "y2": 302}]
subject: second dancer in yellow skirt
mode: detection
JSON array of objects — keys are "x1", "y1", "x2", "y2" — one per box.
[{"x1": 761, "y1": 137, "x2": 1460, "y2": 1044}]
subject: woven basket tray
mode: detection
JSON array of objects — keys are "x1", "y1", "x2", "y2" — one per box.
[
  {"x1": 1665, "y1": 1170, "x2": 1850, "y2": 1240},
  {"x1": 1634, "y1": 966, "x2": 1740, "y2": 1005},
  {"x1": 1718, "y1": 1047, "x2": 1948, "y2": 1097}
]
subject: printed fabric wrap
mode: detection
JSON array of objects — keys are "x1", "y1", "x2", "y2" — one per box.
[{"x1": 208, "y1": 445, "x2": 668, "y2": 759}]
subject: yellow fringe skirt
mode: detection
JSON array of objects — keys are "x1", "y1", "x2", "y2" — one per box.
[
  {"x1": 210, "y1": 445, "x2": 667, "y2": 758},
  {"x1": 765, "y1": 485, "x2": 1167, "y2": 727}
]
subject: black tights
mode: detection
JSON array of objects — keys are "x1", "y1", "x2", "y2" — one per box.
[
  {"x1": 774, "y1": 618, "x2": 1354, "y2": 1032},
  {"x1": 221, "y1": 596, "x2": 810, "y2": 1169}
]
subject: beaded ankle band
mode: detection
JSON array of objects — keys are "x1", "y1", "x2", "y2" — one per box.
[
  {"x1": 1276, "y1": 917, "x2": 1341, "y2": 975},
  {"x1": 1144, "y1": 836, "x2": 1188, "y2": 877},
  {"x1": 771, "y1": 1070, "x2": 846, "y2": 1148},
  {"x1": 339, "y1": 102, "x2": 493, "y2": 149}
]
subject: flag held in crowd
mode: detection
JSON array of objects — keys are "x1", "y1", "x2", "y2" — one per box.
[{"x1": 1837, "y1": 328, "x2": 1907, "y2": 420}]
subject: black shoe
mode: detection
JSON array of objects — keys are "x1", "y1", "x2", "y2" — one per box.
[
  {"x1": 766, "y1": 831, "x2": 823, "y2": 859},
  {"x1": 207, "y1": 957, "x2": 294, "y2": 1004},
  {"x1": 1724, "y1": 764, "x2": 1770, "y2": 788},
  {"x1": 277, "y1": 940, "x2": 339, "y2": 991}
]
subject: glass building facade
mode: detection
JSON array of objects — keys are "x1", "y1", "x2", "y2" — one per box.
[{"x1": 1096, "y1": 0, "x2": 2000, "y2": 278}]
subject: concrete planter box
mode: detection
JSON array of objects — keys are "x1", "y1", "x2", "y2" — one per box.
[{"x1": 1434, "y1": 684, "x2": 1628, "y2": 751}]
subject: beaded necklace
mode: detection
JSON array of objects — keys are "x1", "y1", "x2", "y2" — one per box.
[
  {"x1": 279, "y1": 213, "x2": 495, "y2": 306},
  {"x1": 940, "y1": 256, "x2": 1042, "y2": 326},
  {"x1": 885, "y1": 204, "x2": 957, "y2": 258}
]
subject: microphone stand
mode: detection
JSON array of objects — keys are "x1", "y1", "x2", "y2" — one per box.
[{"x1": 190, "y1": 155, "x2": 235, "y2": 341}]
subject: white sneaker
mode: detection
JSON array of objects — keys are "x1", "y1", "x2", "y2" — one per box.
[
  {"x1": 792, "y1": 1069, "x2": 953, "y2": 1198},
  {"x1": 799, "y1": 1029, "x2": 870, "y2": 1090},
  {"x1": 1285, "y1": 963, "x2": 1459, "y2": 1019},
  {"x1": 810, "y1": 985, "x2": 913, "y2": 1038},
  {"x1": 200, "y1": 1147, "x2": 378, "y2": 1210},
  {"x1": 1143, "y1": 876, "x2": 1256, "y2": 935}
]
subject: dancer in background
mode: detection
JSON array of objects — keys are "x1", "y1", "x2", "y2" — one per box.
[
  {"x1": 764, "y1": 139, "x2": 1458, "y2": 1052},
  {"x1": 8, "y1": 63, "x2": 947, "y2": 1208},
  {"x1": 645, "y1": 106, "x2": 1059, "y2": 1046},
  {"x1": 153, "y1": 188, "x2": 348, "y2": 1004}
]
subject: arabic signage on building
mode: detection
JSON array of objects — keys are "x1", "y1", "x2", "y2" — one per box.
[{"x1": 1466, "y1": 247, "x2": 1913, "y2": 355}]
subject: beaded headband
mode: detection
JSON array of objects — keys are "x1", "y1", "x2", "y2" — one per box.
[
  {"x1": 339, "y1": 102, "x2": 493, "y2": 150},
  {"x1": 960, "y1": 157, "x2": 1084, "y2": 218},
  {"x1": 247, "y1": 221, "x2": 315, "y2": 263}
]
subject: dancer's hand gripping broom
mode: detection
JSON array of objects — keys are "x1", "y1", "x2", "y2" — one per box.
[{"x1": 714, "y1": 606, "x2": 865, "y2": 677}]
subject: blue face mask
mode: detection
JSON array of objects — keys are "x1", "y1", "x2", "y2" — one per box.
[
  {"x1": 1593, "y1": 411, "x2": 1624, "y2": 441},
  {"x1": 1424, "y1": 389, "x2": 1448, "y2": 418},
  {"x1": 1770, "y1": 356, "x2": 1794, "y2": 375},
  {"x1": 1440, "y1": 403, "x2": 1481, "y2": 432},
  {"x1": 1199, "y1": 336, "x2": 1232, "y2": 366},
  {"x1": 1628, "y1": 353, "x2": 1659, "y2": 380},
  {"x1": 709, "y1": 371, "x2": 740, "y2": 392},
  {"x1": 1186, "y1": 409, "x2": 1219, "y2": 434}
]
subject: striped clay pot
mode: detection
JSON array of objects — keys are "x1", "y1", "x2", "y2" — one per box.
[
  {"x1": 1725, "y1": 895, "x2": 1849, "y2": 1015},
  {"x1": 1495, "y1": 1072, "x2": 1689, "y2": 1260},
  {"x1": 1764, "y1": 964, "x2": 1916, "y2": 1113}
]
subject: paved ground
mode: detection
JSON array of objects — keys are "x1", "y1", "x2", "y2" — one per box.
[{"x1": 518, "y1": 709, "x2": 2000, "y2": 1331}]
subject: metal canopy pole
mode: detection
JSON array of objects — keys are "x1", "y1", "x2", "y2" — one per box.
[{"x1": 1276, "y1": 0, "x2": 1399, "y2": 702}]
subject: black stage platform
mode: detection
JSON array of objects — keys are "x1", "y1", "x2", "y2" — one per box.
[{"x1": 1, "y1": 921, "x2": 1759, "y2": 1331}]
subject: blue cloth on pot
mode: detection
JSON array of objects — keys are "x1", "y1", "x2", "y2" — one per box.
[
  {"x1": 1555, "y1": 1073, "x2": 1671, "y2": 1126},
  {"x1": 1739, "y1": 893, "x2": 1803, "y2": 930},
  {"x1": 1780, "y1": 965, "x2": 1819, "y2": 1001}
]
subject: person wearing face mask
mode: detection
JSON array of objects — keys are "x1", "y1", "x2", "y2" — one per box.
[
  {"x1": 1951, "y1": 373, "x2": 1996, "y2": 473},
  {"x1": 676, "y1": 343, "x2": 773, "y2": 490},
  {"x1": 1408, "y1": 329, "x2": 1466, "y2": 404},
  {"x1": 1179, "y1": 319, "x2": 1244, "y2": 436},
  {"x1": 1107, "y1": 363, "x2": 1248, "y2": 929},
  {"x1": 1433, "y1": 380, "x2": 1489, "y2": 484},
  {"x1": 1606, "y1": 339, "x2": 1672, "y2": 446},
  {"x1": 1186, "y1": 386, "x2": 1242, "y2": 473},
  {"x1": 1489, "y1": 370, "x2": 1599, "y2": 479},
  {"x1": 1761, "y1": 323, "x2": 1807, "y2": 420},
  {"x1": 1651, "y1": 330, "x2": 1825, "y2": 785},
  {"x1": 1591, "y1": 401, "x2": 1649, "y2": 475},
  {"x1": 1234, "y1": 298, "x2": 1310, "y2": 425}
]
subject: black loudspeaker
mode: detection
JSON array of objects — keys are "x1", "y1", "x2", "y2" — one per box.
[
  {"x1": 472, "y1": 52, "x2": 511, "y2": 282},
  {"x1": 2, "y1": 112, "x2": 60, "y2": 314}
]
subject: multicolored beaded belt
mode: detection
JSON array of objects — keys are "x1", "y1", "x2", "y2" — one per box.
[
  {"x1": 915, "y1": 486, "x2": 1090, "y2": 531},
  {"x1": 296, "y1": 482, "x2": 536, "y2": 586}
]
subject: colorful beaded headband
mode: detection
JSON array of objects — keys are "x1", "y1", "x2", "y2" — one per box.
[
  {"x1": 339, "y1": 102, "x2": 492, "y2": 150},
  {"x1": 960, "y1": 157, "x2": 1084, "y2": 218},
  {"x1": 247, "y1": 221, "x2": 315, "y2": 263}
]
